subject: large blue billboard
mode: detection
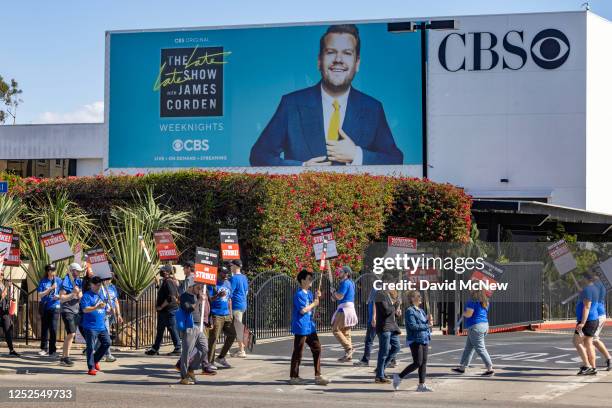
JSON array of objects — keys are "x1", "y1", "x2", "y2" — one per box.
[{"x1": 108, "y1": 22, "x2": 422, "y2": 168}]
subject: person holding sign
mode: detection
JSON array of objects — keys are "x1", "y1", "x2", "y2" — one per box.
[
  {"x1": 229, "y1": 259, "x2": 249, "y2": 358},
  {"x1": 59, "y1": 263, "x2": 84, "y2": 366},
  {"x1": 451, "y1": 288, "x2": 494, "y2": 376},
  {"x1": 330, "y1": 265, "x2": 357, "y2": 362},
  {"x1": 146, "y1": 265, "x2": 182, "y2": 356},
  {"x1": 80, "y1": 276, "x2": 111, "y2": 375},
  {"x1": 37, "y1": 264, "x2": 62, "y2": 357},
  {"x1": 573, "y1": 272, "x2": 600, "y2": 375},
  {"x1": 98, "y1": 274, "x2": 122, "y2": 363},
  {"x1": 206, "y1": 265, "x2": 236, "y2": 369},
  {"x1": 289, "y1": 269, "x2": 330, "y2": 386},
  {"x1": 0, "y1": 269, "x2": 19, "y2": 356},
  {"x1": 592, "y1": 275, "x2": 611, "y2": 371},
  {"x1": 393, "y1": 291, "x2": 433, "y2": 392}
]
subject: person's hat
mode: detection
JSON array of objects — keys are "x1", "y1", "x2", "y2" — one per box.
[
  {"x1": 69, "y1": 262, "x2": 84, "y2": 272},
  {"x1": 182, "y1": 261, "x2": 195, "y2": 269},
  {"x1": 160, "y1": 264, "x2": 174, "y2": 274},
  {"x1": 91, "y1": 276, "x2": 103, "y2": 284},
  {"x1": 230, "y1": 259, "x2": 242, "y2": 268},
  {"x1": 220, "y1": 265, "x2": 230, "y2": 274},
  {"x1": 583, "y1": 271, "x2": 595, "y2": 281},
  {"x1": 341, "y1": 265, "x2": 353, "y2": 275},
  {"x1": 45, "y1": 264, "x2": 57, "y2": 272}
]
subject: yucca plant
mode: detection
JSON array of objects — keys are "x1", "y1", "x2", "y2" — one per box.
[
  {"x1": 103, "y1": 186, "x2": 190, "y2": 296},
  {"x1": 0, "y1": 194, "x2": 24, "y2": 229},
  {"x1": 21, "y1": 191, "x2": 93, "y2": 284}
]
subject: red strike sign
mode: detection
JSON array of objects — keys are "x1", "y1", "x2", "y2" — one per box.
[
  {"x1": 219, "y1": 229, "x2": 240, "y2": 260},
  {"x1": 4, "y1": 235, "x2": 20, "y2": 267},
  {"x1": 154, "y1": 230, "x2": 179, "y2": 261},
  {"x1": 387, "y1": 236, "x2": 417, "y2": 252},
  {"x1": 195, "y1": 247, "x2": 219, "y2": 285}
]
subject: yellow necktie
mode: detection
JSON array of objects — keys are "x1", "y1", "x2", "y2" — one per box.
[{"x1": 327, "y1": 99, "x2": 340, "y2": 141}]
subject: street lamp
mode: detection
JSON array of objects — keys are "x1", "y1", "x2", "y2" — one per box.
[{"x1": 388, "y1": 19, "x2": 458, "y2": 179}]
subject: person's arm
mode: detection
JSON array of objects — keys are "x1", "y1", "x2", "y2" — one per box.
[
  {"x1": 249, "y1": 96, "x2": 304, "y2": 166},
  {"x1": 332, "y1": 282, "x2": 346, "y2": 301},
  {"x1": 299, "y1": 292, "x2": 320, "y2": 315},
  {"x1": 406, "y1": 309, "x2": 429, "y2": 332},
  {"x1": 463, "y1": 308, "x2": 475, "y2": 318},
  {"x1": 578, "y1": 300, "x2": 592, "y2": 328},
  {"x1": 371, "y1": 303, "x2": 377, "y2": 327},
  {"x1": 360, "y1": 103, "x2": 404, "y2": 165}
]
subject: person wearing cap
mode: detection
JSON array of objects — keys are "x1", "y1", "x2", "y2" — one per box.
[
  {"x1": 146, "y1": 264, "x2": 181, "y2": 355},
  {"x1": 179, "y1": 261, "x2": 195, "y2": 294},
  {"x1": 229, "y1": 259, "x2": 249, "y2": 358},
  {"x1": 37, "y1": 264, "x2": 62, "y2": 357},
  {"x1": 330, "y1": 265, "x2": 358, "y2": 362},
  {"x1": 177, "y1": 276, "x2": 217, "y2": 384},
  {"x1": 80, "y1": 276, "x2": 111, "y2": 375},
  {"x1": 207, "y1": 265, "x2": 236, "y2": 368},
  {"x1": 98, "y1": 273, "x2": 122, "y2": 363},
  {"x1": 573, "y1": 272, "x2": 600, "y2": 375},
  {"x1": 59, "y1": 262, "x2": 84, "y2": 366}
]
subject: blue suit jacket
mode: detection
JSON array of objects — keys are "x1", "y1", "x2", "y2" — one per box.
[{"x1": 249, "y1": 84, "x2": 404, "y2": 166}]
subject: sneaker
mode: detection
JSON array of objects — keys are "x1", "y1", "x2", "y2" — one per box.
[
  {"x1": 205, "y1": 364, "x2": 218, "y2": 371},
  {"x1": 179, "y1": 377, "x2": 195, "y2": 385},
  {"x1": 392, "y1": 373, "x2": 402, "y2": 391},
  {"x1": 585, "y1": 367, "x2": 597, "y2": 375},
  {"x1": 451, "y1": 367, "x2": 465, "y2": 374},
  {"x1": 87, "y1": 369, "x2": 97, "y2": 376},
  {"x1": 9, "y1": 350, "x2": 21, "y2": 357},
  {"x1": 60, "y1": 357, "x2": 75, "y2": 367},
  {"x1": 337, "y1": 355, "x2": 352, "y2": 363},
  {"x1": 314, "y1": 375, "x2": 330, "y2": 386},
  {"x1": 168, "y1": 349, "x2": 182, "y2": 356},
  {"x1": 387, "y1": 360, "x2": 397, "y2": 368},
  {"x1": 230, "y1": 350, "x2": 247, "y2": 358},
  {"x1": 577, "y1": 366, "x2": 589, "y2": 375},
  {"x1": 375, "y1": 377, "x2": 391, "y2": 384},
  {"x1": 48, "y1": 352, "x2": 57, "y2": 358},
  {"x1": 481, "y1": 369, "x2": 495, "y2": 377},
  {"x1": 94, "y1": 362, "x2": 101, "y2": 371},
  {"x1": 215, "y1": 357, "x2": 232, "y2": 369},
  {"x1": 104, "y1": 355, "x2": 117, "y2": 363},
  {"x1": 145, "y1": 349, "x2": 159, "y2": 356},
  {"x1": 202, "y1": 367, "x2": 218, "y2": 376},
  {"x1": 417, "y1": 383, "x2": 434, "y2": 392},
  {"x1": 289, "y1": 377, "x2": 309, "y2": 385},
  {"x1": 353, "y1": 360, "x2": 369, "y2": 367},
  {"x1": 38, "y1": 350, "x2": 48, "y2": 356}
]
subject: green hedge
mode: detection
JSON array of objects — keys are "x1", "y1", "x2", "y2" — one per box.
[{"x1": 9, "y1": 171, "x2": 472, "y2": 274}]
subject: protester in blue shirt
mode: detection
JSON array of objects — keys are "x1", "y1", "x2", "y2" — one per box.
[
  {"x1": 206, "y1": 265, "x2": 236, "y2": 369},
  {"x1": 452, "y1": 287, "x2": 494, "y2": 376},
  {"x1": 59, "y1": 262, "x2": 84, "y2": 366},
  {"x1": 592, "y1": 276, "x2": 611, "y2": 371},
  {"x1": 37, "y1": 264, "x2": 62, "y2": 357},
  {"x1": 574, "y1": 272, "x2": 602, "y2": 375},
  {"x1": 289, "y1": 269, "x2": 329, "y2": 386},
  {"x1": 330, "y1": 265, "x2": 358, "y2": 362},
  {"x1": 229, "y1": 259, "x2": 249, "y2": 358},
  {"x1": 97, "y1": 274, "x2": 123, "y2": 363},
  {"x1": 80, "y1": 276, "x2": 111, "y2": 375},
  {"x1": 393, "y1": 290, "x2": 433, "y2": 392}
]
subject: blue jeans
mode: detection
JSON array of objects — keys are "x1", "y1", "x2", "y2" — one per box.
[
  {"x1": 93, "y1": 316, "x2": 114, "y2": 357},
  {"x1": 460, "y1": 323, "x2": 492, "y2": 369},
  {"x1": 375, "y1": 331, "x2": 400, "y2": 378},
  {"x1": 152, "y1": 309, "x2": 181, "y2": 351},
  {"x1": 84, "y1": 328, "x2": 111, "y2": 370},
  {"x1": 359, "y1": 324, "x2": 377, "y2": 363}
]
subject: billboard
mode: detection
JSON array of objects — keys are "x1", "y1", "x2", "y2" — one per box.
[{"x1": 107, "y1": 22, "x2": 422, "y2": 168}]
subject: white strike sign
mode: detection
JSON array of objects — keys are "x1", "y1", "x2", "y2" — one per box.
[
  {"x1": 86, "y1": 248, "x2": 112, "y2": 280},
  {"x1": 311, "y1": 226, "x2": 338, "y2": 261},
  {"x1": 547, "y1": 240, "x2": 577, "y2": 276},
  {"x1": 40, "y1": 229, "x2": 73, "y2": 262}
]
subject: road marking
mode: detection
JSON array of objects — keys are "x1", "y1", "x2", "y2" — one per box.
[{"x1": 520, "y1": 371, "x2": 609, "y2": 402}]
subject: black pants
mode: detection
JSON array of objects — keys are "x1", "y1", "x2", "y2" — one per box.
[
  {"x1": 40, "y1": 308, "x2": 60, "y2": 354},
  {"x1": 0, "y1": 313, "x2": 14, "y2": 351},
  {"x1": 290, "y1": 333, "x2": 321, "y2": 378},
  {"x1": 151, "y1": 309, "x2": 181, "y2": 351},
  {"x1": 399, "y1": 342, "x2": 428, "y2": 384}
]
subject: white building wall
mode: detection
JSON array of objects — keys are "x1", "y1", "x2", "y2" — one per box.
[
  {"x1": 586, "y1": 12, "x2": 612, "y2": 214},
  {"x1": 427, "y1": 11, "x2": 588, "y2": 209}
]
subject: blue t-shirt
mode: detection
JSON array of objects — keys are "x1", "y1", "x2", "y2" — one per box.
[
  {"x1": 576, "y1": 284, "x2": 600, "y2": 322},
  {"x1": 464, "y1": 300, "x2": 489, "y2": 328},
  {"x1": 104, "y1": 284, "x2": 118, "y2": 309},
  {"x1": 595, "y1": 281, "x2": 606, "y2": 318},
  {"x1": 80, "y1": 290, "x2": 107, "y2": 331},
  {"x1": 37, "y1": 277, "x2": 62, "y2": 311},
  {"x1": 60, "y1": 275, "x2": 83, "y2": 314},
  {"x1": 230, "y1": 274, "x2": 249, "y2": 312},
  {"x1": 208, "y1": 280, "x2": 232, "y2": 316},
  {"x1": 291, "y1": 289, "x2": 316, "y2": 335},
  {"x1": 337, "y1": 279, "x2": 355, "y2": 306}
]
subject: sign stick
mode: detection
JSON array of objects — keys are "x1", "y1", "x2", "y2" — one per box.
[{"x1": 199, "y1": 284, "x2": 207, "y2": 332}]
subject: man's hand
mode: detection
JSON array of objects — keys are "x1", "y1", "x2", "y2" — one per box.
[
  {"x1": 326, "y1": 129, "x2": 357, "y2": 163},
  {"x1": 371, "y1": 318, "x2": 376, "y2": 328},
  {"x1": 117, "y1": 315, "x2": 124, "y2": 325},
  {"x1": 97, "y1": 302, "x2": 106, "y2": 310},
  {"x1": 576, "y1": 322, "x2": 585, "y2": 330},
  {"x1": 303, "y1": 156, "x2": 331, "y2": 166}
]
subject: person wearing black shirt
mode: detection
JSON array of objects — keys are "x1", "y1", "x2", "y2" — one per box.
[
  {"x1": 374, "y1": 288, "x2": 401, "y2": 383},
  {"x1": 146, "y1": 265, "x2": 182, "y2": 355},
  {"x1": 0, "y1": 270, "x2": 19, "y2": 356}
]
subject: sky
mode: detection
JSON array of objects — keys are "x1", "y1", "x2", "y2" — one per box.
[{"x1": 3, "y1": 0, "x2": 611, "y2": 124}]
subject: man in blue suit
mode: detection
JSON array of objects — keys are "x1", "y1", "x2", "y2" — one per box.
[{"x1": 250, "y1": 24, "x2": 404, "y2": 166}]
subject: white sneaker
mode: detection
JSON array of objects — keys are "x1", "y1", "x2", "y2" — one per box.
[
  {"x1": 204, "y1": 363, "x2": 218, "y2": 371},
  {"x1": 38, "y1": 350, "x2": 48, "y2": 356},
  {"x1": 392, "y1": 373, "x2": 402, "y2": 391},
  {"x1": 230, "y1": 350, "x2": 247, "y2": 358},
  {"x1": 417, "y1": 383, "x2": 434, "y2": 392},
  {"x1": 215, "y1": 357, "x2": 232, "y2": 369}
]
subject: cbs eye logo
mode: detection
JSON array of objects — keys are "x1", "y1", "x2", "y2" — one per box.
[
  {"x1": 172, "y1": 140, "x2": 184, "y2": 152},
  {"x1": 530, "y1": 29, "x2": 570, "y2": 70}
]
